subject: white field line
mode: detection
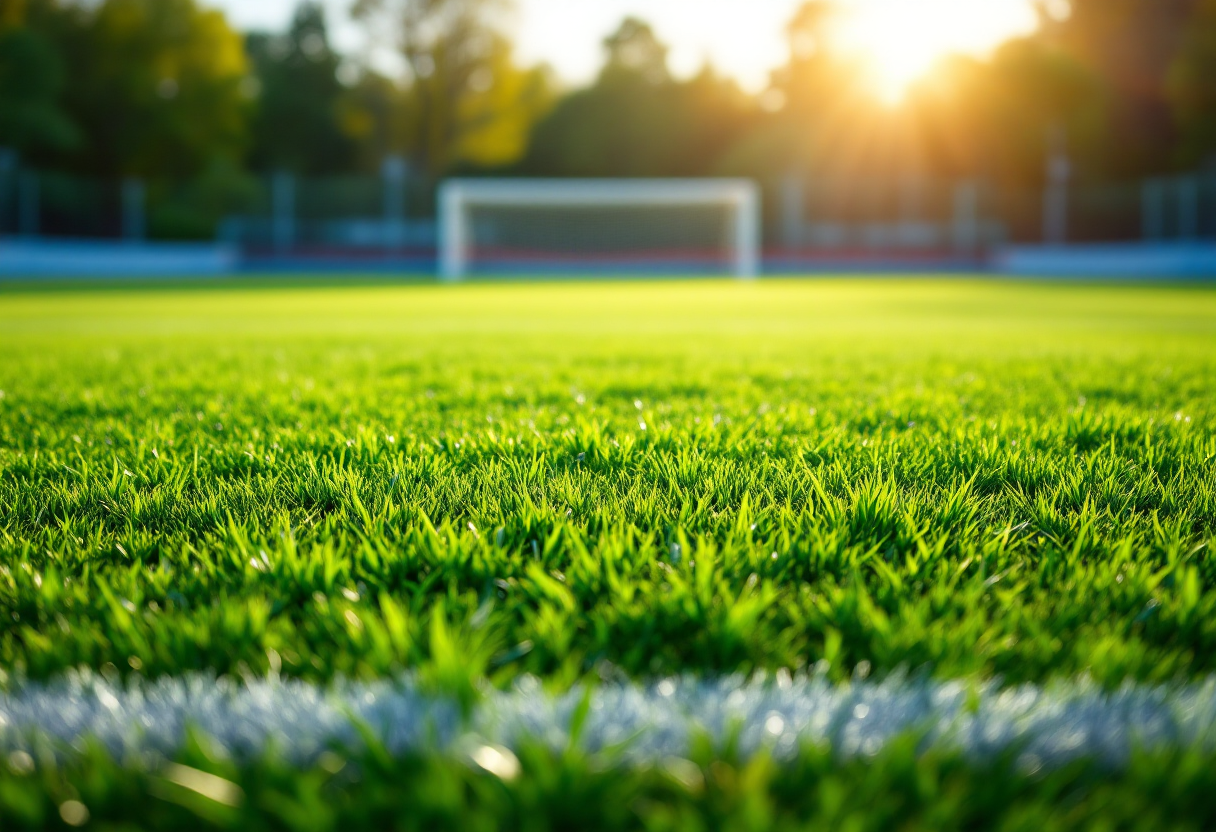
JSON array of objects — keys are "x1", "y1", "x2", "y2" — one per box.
[{"x1": 3, "y1": 672, "x2": 1216, "y2": 770}]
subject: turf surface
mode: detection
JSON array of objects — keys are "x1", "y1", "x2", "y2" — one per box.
[{"x1": 1, "y1": 276, "x2": 1215, "y2": 829}]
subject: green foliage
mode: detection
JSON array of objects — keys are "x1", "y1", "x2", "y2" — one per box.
[
  {"x1": 0, "y1": 25, "x2": 78, "y2": 157},
  {"x1": 520, "y1": 19, "x2": 756, "y2": 178},
  {"x1": 444, "y1": 39, "x2": 553, "y2": 173},
  {"x1": 527, "y1": 0, "x2": 1215, "y2": 185},
  {"x1": 910, "y1": 39, "x2": 1105, "y2": 185},
  {"x1": 1045, "y1": 0, "x2": 1198, "y2": 176},
  {"x1": 6, "y1": 0, "x2": 1214, "y2": 193},
  {"x1": 719, "y1": 3, "x2": 873, "y2": 180},
  {"x1": 352, "y1": 0, "x2": 554, "y2": 176},
  {"x1": 1168, "y1": 0, "x2": 1216, "y2": 167},
  {"x1": 245, "y1": 3, "x2": 356, "y2": 175},
  {"x1": 62, "y1": 0, "x2": 249, "y2": 178},
  {"x1": 0, "y1": 279, "x2": 1213, "y2": 689},
  {"x1": 144, "y1": 158, "x2": 263, "y2": 241},
  {"x1": 0, "y1": 0, "x2": 249, "y2": 178}
]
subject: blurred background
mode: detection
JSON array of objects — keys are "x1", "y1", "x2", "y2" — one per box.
[{"x1": 1, "y1": 0, "x2": 1214, "y2": 275}]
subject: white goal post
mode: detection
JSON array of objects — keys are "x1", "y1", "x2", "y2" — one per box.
[{"x1": 438, "y1": 178, "x2": 761, "y2": 280}]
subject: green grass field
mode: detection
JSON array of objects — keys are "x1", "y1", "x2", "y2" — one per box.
[{"x1": 2, "y1": 277, "x2": 1215, "y2": 830}]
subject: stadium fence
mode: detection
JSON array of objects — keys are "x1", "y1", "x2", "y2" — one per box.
[{"x1": 1, "y1": 150, "x2": 1214, "y2": 274}]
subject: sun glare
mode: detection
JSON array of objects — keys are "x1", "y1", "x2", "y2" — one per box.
[{"x1": 837, "y1": 0, "x2": 1040, "y2": 103}]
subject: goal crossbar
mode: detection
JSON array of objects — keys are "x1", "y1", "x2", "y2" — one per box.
[{"x1": 439, "y1": 178, "x2": 761, "y2": 280}]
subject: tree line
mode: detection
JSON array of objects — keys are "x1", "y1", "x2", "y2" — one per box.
[{"x1": 1, "y1": 0, "x2": 1214, "y2": 223}]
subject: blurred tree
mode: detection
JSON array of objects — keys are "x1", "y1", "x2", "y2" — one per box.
[
  {"x1": 445, "y1": 39, "x2": 552, "y2": 171},
  {"x1": 602, "y1": 16, "x2": 669, "y2": 82},
  {"x1": 1167, "y1": 0, "x2": 1216, "y2": 168},
  {"x1": 335, "y1": 69, "x2": 406, "y2": 172},
  {"x1": 772, "y1": 1, "x2": 863, "y2": 117},
  {"x1": 718, "y1": 1, "x2": 878, "y2": 179},
  {"x1": 0, "y1": 0, "x2": 25, "y2": 28},
  {"x1": 74, "y1": 0, "x2": 249, "y2": 178},
  {"x1": 909, "y1": 37, "x2": 1104, "y2": 185},
  {"x1": 11, "y1": 0, "x2": 251, "y2": 179},
  {"x1": 246, "y1": 2, "x2": 355, "y2": 175},
  {"x1": 1039, "y1": 0, "x2": 1199, "y2": 175},
  {"x1": 0, "y1": 12, "x2": 79, "y2": 159},
  {"x1": 2, "y1": 0, "x2": 254, "y2": 238},
  {"x1": 520, "y1": 18, "x2": 755, "y2": 177},
  {"x1": 352, "y1": 0, "x2": 552, "y2": 175},
  {"x1": 521, "y1": 18, "x2": 678, "y2": 176}
]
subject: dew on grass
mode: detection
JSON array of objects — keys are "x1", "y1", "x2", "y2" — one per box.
[
  {"x1": 317, "y1": 751, "x2": 345, "y2": 773},
  {"x1": 162, "y1": 764, "x2": 243, "y2": 807},
  {"x1": 7, "y1": 750, "x2": 34, "y2": 775},
  {"x1": 59, "y1": 800, "x2": 89, "y2": 826},
  {"x1": 471, "y1": 744, "x2": 520, "y2": 780},
  {"x1": 662, "y1": 757, "x2": 703, "y2": 791}
]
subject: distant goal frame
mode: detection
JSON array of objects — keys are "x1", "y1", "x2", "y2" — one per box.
[{"x1": 438, "y1": 178, "x2": 761, "y2": 281}]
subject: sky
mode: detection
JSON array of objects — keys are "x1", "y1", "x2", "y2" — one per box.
[{"x1": 208, "y1": 0, "x2": 1043, "y2": 98}]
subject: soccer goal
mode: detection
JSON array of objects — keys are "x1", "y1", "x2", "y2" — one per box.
[{"x1": 438, "y1": 179, "x2": 761, "y2": 280}]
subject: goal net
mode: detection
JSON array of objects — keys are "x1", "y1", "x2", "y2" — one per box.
[{"x1": 438, "y1": 179, "x2": 761, "y2": 280}]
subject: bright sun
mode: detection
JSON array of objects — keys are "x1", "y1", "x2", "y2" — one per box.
[{"x1": 837, "y1": 0, "x2": 1041, "y2": 103}]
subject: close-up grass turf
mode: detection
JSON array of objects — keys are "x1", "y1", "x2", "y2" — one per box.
[{"x1": 1, "y1": 276, "x2": 1215, "y2": 829}]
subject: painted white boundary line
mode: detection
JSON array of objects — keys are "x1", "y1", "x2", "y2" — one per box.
[{"x1": 3, "y1": 672, "x2": 1216, "y2": 769}]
